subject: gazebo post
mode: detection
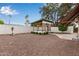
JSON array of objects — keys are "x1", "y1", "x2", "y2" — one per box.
[
  {"x1": 46, "y1": 23, "x2": 48, "y2": 32},
  {"x1": 33, "y1": 25, "x2": 34, "y2": 32},
  {"x1": 37, "y1": 26, "x2": 39, "y2": 31},
  {"x1": 41, "y1": 23, "x2": 43, "y2": 32},
  {"x1": 42, "y1": 24, "x2": 43, "y2": 32}
]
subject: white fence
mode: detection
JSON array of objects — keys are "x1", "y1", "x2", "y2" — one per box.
[
  {"x1": 51, "y1": 26, "x2": 73, "y2": 33},
  {"x1": 0, "y1": 24, "x2": 31, "y2": 34}
]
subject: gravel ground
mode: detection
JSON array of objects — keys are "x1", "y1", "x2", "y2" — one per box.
[{"x1": 0, "y1": 33, "x2": 79, "y2": 56}]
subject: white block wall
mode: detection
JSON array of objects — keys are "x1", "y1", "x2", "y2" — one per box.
[
  {"x1": 51, "y1": 26, "x2": 73, "y2": 33},
  {"x1": 0, "y1": 24, "x2": 74, "y2": 34},
  {"x1": 0, "y1": 24, "x2": 32, "y2": 34},
  {"x1": 31, "y1": 26, "x2": 74, "y2": 33}
]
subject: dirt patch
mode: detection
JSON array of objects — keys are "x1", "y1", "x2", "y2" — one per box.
[{"x1": 0, "y1": 34, "x2": 78, "y2": 56}]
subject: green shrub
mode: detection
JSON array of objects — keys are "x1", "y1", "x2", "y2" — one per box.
[
  {"x1": 31, "y1": 32, "x2": 33, "y2": 33},
  {"x1": 42, "y1": 33, "x2": 45, "y2": 35},
  {"x1": 58, "y1": 24, "x2": 68, "y2": 32},
  {"x1": 36, "y1": 32, "x2": 38, "y2": 34},
  {"x1": 0, "y1": 19, "x2": 4, "y2": 24},
  {"x1": 33, "y1": 32, "x2": 34, "y2": 34},
  {"x1": 31, "y1": 32, "x2": 35, "y2": 34},
  {"x1": 38, "y1": 33, "x2": 41, "y2": 35},
  {"x1": 31, "y1": 31, "x2": 48, "y2": 35},
  {"x1": 45, "y1": 32, "x2": 48, "y2": 34},
  {"x1": 34, "y1": 32, "x2": 36, "y2": 34},
  {"x1": 45, "y1": 32, "x2": 48, "y2": 35}
]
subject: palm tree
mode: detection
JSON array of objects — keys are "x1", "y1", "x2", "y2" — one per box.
[
  {"x1": 8, "y1": 15, "x2": 12, "y2": 24},
  {"x1": 25, "y1": 15, "x2": 28, "y2": 19},
  {"x1": 25, "y1": 15, "x2": 29, "y2": 25}
]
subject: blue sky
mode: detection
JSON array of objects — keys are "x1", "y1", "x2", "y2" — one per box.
[{"x1": 0, "y1": 3, "x2": 44, "y2": 25}]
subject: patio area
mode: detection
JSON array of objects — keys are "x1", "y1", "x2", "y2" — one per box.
[
  {"x1": 52, "y1": 33, "x2": 79, "y2": 40},
  {"x1": 0, "y1": 33, "x2": 79, "y2": 56}
]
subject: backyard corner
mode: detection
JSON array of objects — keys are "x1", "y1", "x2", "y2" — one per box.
[
  {"x1": 52, "y1": 33, "x2": 78, "y2": 40},
  {"x1": 0, "y1": 3, "x2": 79, "y2": 56}
]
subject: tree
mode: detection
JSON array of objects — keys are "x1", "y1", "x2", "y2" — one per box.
[
  {"x1": 58, "y1": 24, "x2": 68, "y2": 32},
  {"x1": 40, "y1": 5, "x2": 52, "y2": 20},
  {"x1": 40, "y1": 3, "x2": 60, "y2": 22},
  {"x1": 0, "y1": 19, "x2": 4, "y2": 24},
  {"x1": 25, "y1": 15, "x2": 28, "y2": 19},
  {"x1": 8, "y1": 15, "x2": 12, "y2": 24},
  {"x1": 40, "y1": 3, "x2": 76, "y2": 27},
  {"x1": 46, "y1": 3, "x2": 59, "y2": 21},
  {"x1": 40, "y1": 3, "x2": 76, "y2": 21},
  {"x1": 25, "y1": 15, "x2": 29, "y2": 24},
  {"x1": 58, "y1": 3, "x2": 76, "y2": 17}
]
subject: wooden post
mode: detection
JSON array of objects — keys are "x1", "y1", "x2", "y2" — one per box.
[
  {"x1": 37, "y1": 26, "x2": 39, "y2": 31},
  {"x1": 33, "y1": 25, "x2": 34, "y2": 32},
  {"x1": 42, "y1": 23, "x2": 43, "y2": 32}
]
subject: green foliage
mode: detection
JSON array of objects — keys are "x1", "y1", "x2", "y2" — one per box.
[
  {"x1": 25, "y1": 15, "x2": 28, "y2": 19},
  {"x1": 58, "y1": 3, "x2": 75, "y2": 17},
  {"x1": 38, "y1": 32, "x2": 42, "y2": 35},
  {"x1": 31, "y1": 32, "x2": 35, "y2": 34},
  {"x1": 40, "y1": 3, "x2": 76, "y2": 21},
  {"x1": 25, "y1": 15, "x2": 29, "y2": 24},
  {"x1": 58, "y1": 24, "x2": 68, "y2": 32},
  {"x1": 0, "y1": 19, "x2": 4, "y2": 24},
  {"x1": 31, "y1": 31, "x2": 48, "y2": 35},
  {"x1": 40, "y1": 3, "x2": 59, "y2": 21},
  {"x1": 45, "y1": 32, "x2": 48, "y2": 34}
]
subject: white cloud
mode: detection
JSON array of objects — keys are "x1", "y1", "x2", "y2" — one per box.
[{"x1": 0, "y1": 6, "x2": 18, "y2": 16}]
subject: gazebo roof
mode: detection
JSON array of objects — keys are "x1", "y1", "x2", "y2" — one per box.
[
  {"x1": 31, "y1": 19, "x2": 53, "y2": 26},
  {"x1": 31, "y1": 19, "x2": 53, "y2": 24}
]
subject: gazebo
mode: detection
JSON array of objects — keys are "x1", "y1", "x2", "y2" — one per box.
[{"x1": 31, "y1": 19, "x2": 53, "y2": 33}]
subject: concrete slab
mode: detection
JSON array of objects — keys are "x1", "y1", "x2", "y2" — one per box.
[{"x1": 53, "y1": 33, "x2": 79, "y2": 40}]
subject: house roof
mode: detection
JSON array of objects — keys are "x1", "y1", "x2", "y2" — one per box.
[{"x1": 58, "y1": 4, "x2": 79, "y2": 26}]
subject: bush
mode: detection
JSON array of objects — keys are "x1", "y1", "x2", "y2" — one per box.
[
  {"x1": 36, "y1": 32, "x2": 38, "y2": 34},
  {"x1": 38, "y1": 33, "x2": 42, "y2": 35},
  {"x1": 31, "y1": 32, "x2": 33, "y2": 33},
  {"x1": 31, "y1": 31, "x2": 48, "y2": 35},
  {"x1": 31, "y1": 32, "x2": 35, "y2": 34},
  {"x1": 45, "y1": 32, "x2": 48, "y2": 34},
  {"x1": 0, "y1": 20, "x2": 4, "y2": 24},
  {"x1": 58, "y1": 24, "x2": 68, "y2": 32},
  {"x1": 43, "y1": 32, "x2": 48, "y2": 35}
]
